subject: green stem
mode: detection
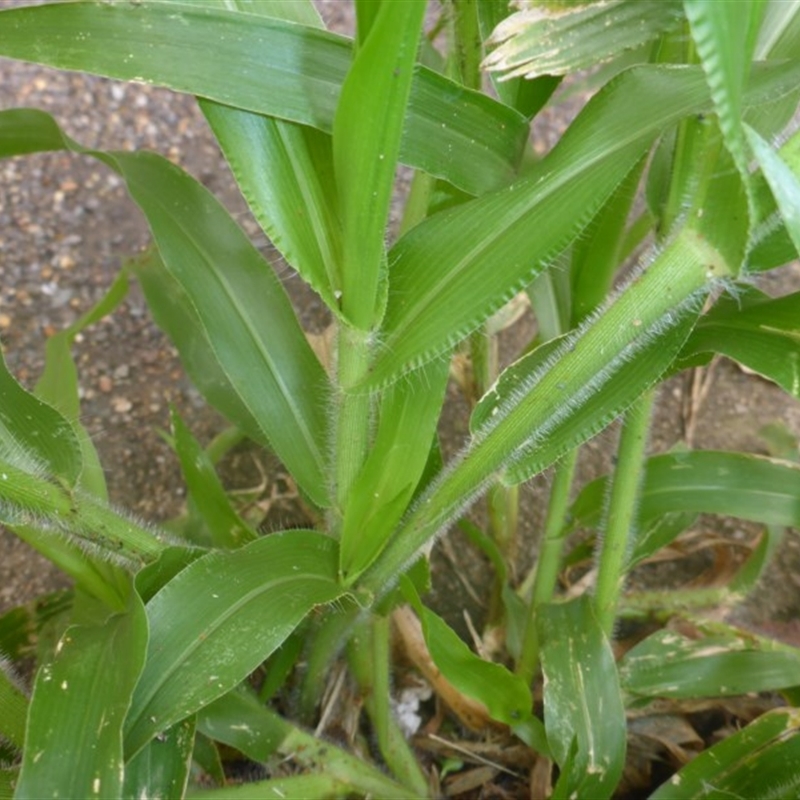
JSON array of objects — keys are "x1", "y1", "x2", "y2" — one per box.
[
  {"x1": 205, "y1": 425, "x2": 246, "y2": 466},
  {"x1": 399, "y1": 169, "x2": 435, "y2": 237},
  {"x1": 0, "y1": 459, "x2": 164, "y2": 563},
  {"x1": 449, "y1": 0, "x2": 522, "y2": 629},
  {"x1": 359, "y1": 228, "x2": 729, "y2": 601},
  {"x1": 334, "y1": 324, "x2": 373, "y2": 530},
  {"x1": 515, "y1": 448, "x2": 578, "y2": 682},
  {"x1": 450, "y1": 0, "x2": 482, "y2": 91},
  {"x1": 348, "y1": 616, "x2": 430, "y2": 797},
  {"x1": 298, "y1": 605, "x2": 359, "y2": 724},
  {"x1": 593, "y1": 389, "x2": 656, "y2": 636}
]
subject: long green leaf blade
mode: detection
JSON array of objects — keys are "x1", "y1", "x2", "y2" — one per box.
[
  {"x1": 539, "y1": 597, "x2": 625, "y2": 800},
  {"x1": 0, "y1": 1, "x2": 527, "y2": 195},
  {"x1": 648, "y1": 708, "x2": 800, "y2": 799},
  {"x1": 0, "y1": 108, "x2": 331, "y2": 507},
  {"x1": 201, "y1": 105, "x2": 344, "y2": 316},
  {"x1": 333, "y1": 0, "x2": 425, "y2": 328},
  {"x1": 124, "y1": 531, "x2": 344, "y2": 757},
  {"x1": 340, "y1": 358, "x2": 449, "y2": 584},
  {"x1": 678, "y1": 287, "x2": 800, "y2": 398},
  {"x1": 15, "y1": 593, "x2": 148, "y2": 800},
  {"x1": 621, "y1": 628, "x2": 800, "y2": 700},
  {"x1": 570, "y1": 450, "x2": 800, "y2": 531},
  {"x1": 110, "y1": 151, "x2": 331, "y2": 507},
  {"x1": 133, "y1": 248, "x2": 269, "y2": 458},
  {"x1": 365, "y1": 65, "x2": 723, "y2": 387},
  {"x1": 360, "y1": 224, "x2": 736, "y2": 596},
  {"x1": 191, "y1": 0, "x2": 343, "y2": 315}
]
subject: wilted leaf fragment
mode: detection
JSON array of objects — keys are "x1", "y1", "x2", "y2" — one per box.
[
  {"x1": 621, "y1": 628, "x2": 800, "y2": 700},
  {"x1": 484, "y1": 0, "x2": 683, "y2": 81},
  {"x1": 648, "y1": 708, "x2": 800, "y2": 799}
]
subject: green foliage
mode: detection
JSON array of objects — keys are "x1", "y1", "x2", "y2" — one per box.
[{"x1": 0, "y1": 1, "x2": 799, "y2": 797}]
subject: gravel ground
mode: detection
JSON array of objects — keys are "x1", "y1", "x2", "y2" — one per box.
[{"x1": 2, "y1": 0, "x2": 800, "y2": 643}]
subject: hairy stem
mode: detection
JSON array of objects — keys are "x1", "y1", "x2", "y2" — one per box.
[
  {"x1": 348, "y1": 615, "x2": 430, "y2": 797},
  {"x1": 333, "y1": 324, "x2": 373, "y2": 532},
  {"x1": 594, "y1": 388, "x2": 656, "y2": 636},
  {"x1": 516, "y1": 448, "x2": 579, "y2": 682},
  {"x1": 359, "y1": 228, "x2": 730, "y2": 600}
]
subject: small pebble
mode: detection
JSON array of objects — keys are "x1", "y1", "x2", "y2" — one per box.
[{"x1": 111, "y1": 396, "x2": 133, "y2": 414}]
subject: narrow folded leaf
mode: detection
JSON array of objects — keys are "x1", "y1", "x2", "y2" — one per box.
[
  {"x1": 340, "y1": 358, "x2": 449, "y2": 584},
  {"x1": 133, "y1": 248, "x2": 270, "y2": 458},
  {"x1": 15, "y1": 592, "x2": 148, "y2": 800},
  {"x1": 0, "y1": 1, "x2": 527, "y2": 195},
  {"x1": 472, "y1": 285, "x2": 700, "y2": 486},
  {"x1": 0, "y1": 108, "x2": 331, "y2": 507},
  {"x1": 0, "y1": 347, "x2": 81, "y2": 486},
  {"x1": 35, "y1": 269, "x2": 129, "y2": 500},
  {"x1": 648, "y1": 708, "x2": 800, "y2": 799},
  {"x1": 539, "y1": 597, "x2": 625, "y2": 800},
  {"x1": 678, "y1": 287, "x2": 800, "y2": 398},
  {"x1": 171, "y1": 409, "x2": 257, "y2": 549},
  {"x1": 685, "y1": 0, "x2": 766, "y2": 211},
  {"x1": 333, "y1": 0, "x2": 425, "y2": 328},
  {"x1": 570, "y1": 450, "x2": 800, "y2": 531},
  {"x1": 484, "y1": 0, "x2": 683, "y2": 81},
  {"x1": 746, "y1": 123, "x2": 800, "y2": 256},
  {"x1": 124, "y1": 531, "x2": 344, "y2": 757}
]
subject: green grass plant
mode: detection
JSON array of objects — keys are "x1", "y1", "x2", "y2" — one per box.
[{"x1": 1, "y1": 1, "x2": 800, "y2": 797}]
